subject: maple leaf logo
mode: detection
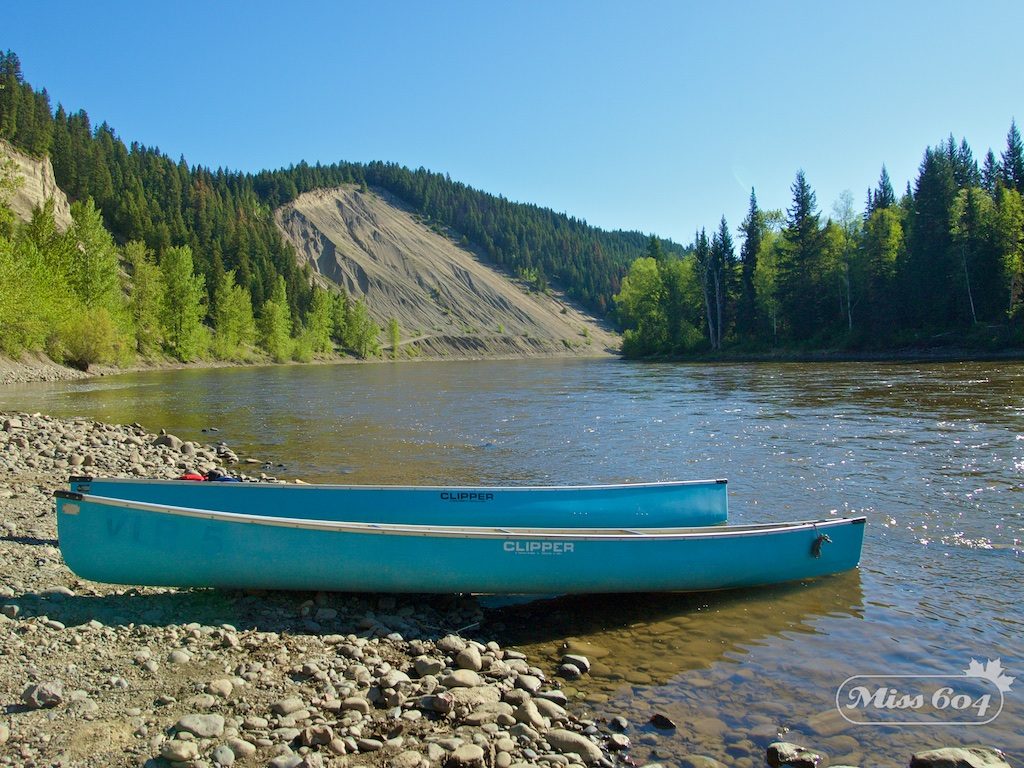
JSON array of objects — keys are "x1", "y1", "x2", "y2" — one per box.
[{"x1": 963, "y1": 658, "x2": 1015, "y2": 693}]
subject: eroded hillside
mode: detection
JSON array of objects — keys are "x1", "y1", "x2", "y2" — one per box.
[{"x1": 275, "y1": 185, "x2": 619, "y2": 358}]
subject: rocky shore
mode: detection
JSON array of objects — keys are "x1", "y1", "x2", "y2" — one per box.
[{"x1": 0, "y1": 411, "x2": 1015, "y2": 768}]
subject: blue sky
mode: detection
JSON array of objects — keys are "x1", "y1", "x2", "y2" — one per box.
[{"x1": 5, "y1": 1, "x2": 1023, "y2": 244}]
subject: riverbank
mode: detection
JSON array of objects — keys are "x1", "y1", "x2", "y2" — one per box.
[
  {"x1": 0, "y1": 342, "x2": 619, "y2": 387},
  {"x1": 0, "y1": 412, "x2": 627, "y2": 768},
  {"x1": 626, "y1": 347, "x2": 1024, "y2": 365},
  {"x1": 0, "y1": 412, "x2": 1013, "y2": 768}
]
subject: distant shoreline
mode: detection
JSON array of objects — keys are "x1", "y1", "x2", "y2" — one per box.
[
  {"x1": 624, "y1": 347, "x2": 1024, "y2": 365},
  {"x1": 0, "y1": 345, "x2": 618, "y2": 387}
]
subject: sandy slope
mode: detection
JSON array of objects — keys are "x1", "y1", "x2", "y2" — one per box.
[{"x1": 275, "y1": 186, "x2": 619, "y2": 358}]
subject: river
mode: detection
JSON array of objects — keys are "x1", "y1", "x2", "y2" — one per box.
[{"x1": 1, "y1": 358, "x2": 1021, "y2": 764}]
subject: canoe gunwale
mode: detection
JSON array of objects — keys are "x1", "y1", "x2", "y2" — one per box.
[
  {"x1": 56, "y1": 490, "x2": 864, "y2": 541},
  {"x1": 68, "y1": 475, "x2": 728, "y2": 492}
]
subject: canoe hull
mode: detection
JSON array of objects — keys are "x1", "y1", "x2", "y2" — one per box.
[
  {"x1": 55, "y1": 493, "x2": 864, "y2": 594},
  {"x1": 70, "y1": 477, "x2": 729, "y2": 527}
]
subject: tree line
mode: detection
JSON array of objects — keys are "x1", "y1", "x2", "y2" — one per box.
[
  {"x1": 616, "y1": 127, "x2": 1024, "y2": 357},
  {"x1": 0, "y1": 48, "x2": 663, "y2": 349}
]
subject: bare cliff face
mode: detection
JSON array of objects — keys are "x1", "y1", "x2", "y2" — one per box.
[
  {"x1": 275, "y1": 185, "x2": 619, "y2": 358},
  {"x1": 0, "y1": 139, "x2": 73, "y2": 231}
]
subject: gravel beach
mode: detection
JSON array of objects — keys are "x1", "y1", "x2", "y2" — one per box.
[
  {"x1": 0, "y1": 412, "x2": 620, "y2": 768},
  {"x1": 0, "y1": 411, "x2": 1013, "y2": 768}
]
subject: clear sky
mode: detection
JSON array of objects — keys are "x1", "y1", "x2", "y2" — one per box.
[{"x1": 5, "y1": 0, "x2": 1023, "y2": 245}]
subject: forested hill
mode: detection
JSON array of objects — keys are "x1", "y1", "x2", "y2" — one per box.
[
  {"x1": 0, "y1": 51, "x2": 673, "y2": 320},
  {"x1": 615, "y1": 131, "x2": 1024, "y2": 358}
]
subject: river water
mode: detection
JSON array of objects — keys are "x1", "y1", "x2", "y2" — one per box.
[{"x1": 1, "y1": 358, "x2": 1021, "y2": 765}]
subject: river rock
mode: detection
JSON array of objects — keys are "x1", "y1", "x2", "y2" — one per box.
[
  {"x1": 557, "y1": 663, "x2": 582, "y2": 680},
  {"x1": 22, "y1": 681, "x2": 63, "y2": 709},
  {"x1": 532, "y1": 697, "x2": 566, "y2": 720},
  {"x1": 271, "y1": 697, "x2": 306, "y2": 715},
  {"x1": 448, "y1": 743, "x2": 486, "y2": 767},
  {"x1": 160, "y1": 739, "x2": 200, "y2": 762},
  {"x1": 909, "y1": 747, "x2": 1013, "y2": 768},
  {"x1": 442, "y1": 669, "x2": 482, "y2": 688},
  {"x1": 514, "y1": 673, "x2": 542, "y2": 693},
  {"x1": 227, "y1": 737, "x2": 257, "y2": 758},
  {"x1": 177, "y1": 713, "x2": 225, "y2": 737},
  {"x1": 514, "y1": 700, "x2": 549, "y2": 729},
  {"x1": 211, "y1": 744, "x2": 235, "y2": 766},
  {"x1": 206, "y1": 678, "x2": 233, "y2": 697},
  {"x1": 561, "y1": 654, "x2": 590, "y2": 673},
  {"x1": 357, "y1": 737, "x2": 383, "y2": 752},
  {"x1": 546, "y1": 729, "x2": 603, "y2": 764},
  {"x1": 414, "y1": 656, "x2": 445, "y2": 676},
  {"x1": 437, "y1": 634, "x2": 468, "y2": 653},
  {"x1": 0, "y1": 723, "x2": 9, "y2": 744},
  {"x1": 456, "y1": 645, "x2": 483, "y2": 671},
  {"x1": 649, "y1": 713, "x2": 676, "y2": 729},
  {"x1": 153, "y1": 433, "x2": 183, "y2": 450},
  {"x1": 767, "y1": 741, "x2": 827, "y2": 768},
  {"x1": 341, "y1": 696, "x2": 371, "y2": 713},
  {"x1": 608, "y1": 733, "x2": 630, "y2": 751}
]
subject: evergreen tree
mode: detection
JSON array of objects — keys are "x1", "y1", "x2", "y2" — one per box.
[
  {"x1": 777, "y1": 171, "x2": 826, "y2": 340},
  {"x1": 1000, "y1": 119, "x2": 1024, "y2": 193},
  {"x1": 737, "y1": 188, "x2": 762, "y2": 340},
  {"x1": 860, "y1": 207, "x2": 903, "y2": 336},
  {"x1": 868, "y1": 165, "x2": 896, "y2": 213},
  {"x1": 981, "y1": 150, "x2": 1001, "y2": 194},
  {"x1": 693, "y1": 228, "x2": 716, "y2": 347},
  {"x1": 160, "y1": 245, "x2": 206, "y2": 361},
  {"x1": 709, "y1": 216, "x2": 735, "y2": 348},
  {"x1": 903, "y1": 146, "x2": 959, "y2": 327}
]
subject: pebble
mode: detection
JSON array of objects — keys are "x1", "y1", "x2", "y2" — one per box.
[
  {"x1": 176, "y1": 713, "x2": 225, "y2": 738},
  {"x1": 909, "y1": 747, "x2": 1013, "y2": 768},
  {"x1": 546, "y1": 729, "x2": 604, "y2": 764},
  {"x1": 206, "y1": 678, "x2": 233, "y2": 697},
  {"x1": 443, "y1": 669, "x2": 482, "y2": 688},
  {"x1": 211, "y1": 744, "x2": 235, "y2": 766},
  {"x1": 271, "y1": 697, "x2": 306, "y2": 715},
  {"x1": 767, "y1": 741, "x2": 827, "y2": 768},
  {"x1": 21, "y1": 681, "x2": 64, "y2": 709},
  {"x1": 161, "y1": 739, "x2": 200, "y2": 762},
  {"x1": 449, "y1": 743, "x2": 486, "y2": 767}
]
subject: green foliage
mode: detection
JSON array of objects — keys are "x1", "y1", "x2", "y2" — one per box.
[
  {"x1": 387, "y1": 317, "x2": 400, "y2": 359},
  {"x1": 0, "y1": 155, "x2": 23, "y2": 239},
  {"x1": 69, "y1": 197, "x2": 122, "y2": 313},
  {"x1": 61, "y1": 305, "x2": 125, "y2": 370},
  {"x1": 344, "y1": 299, "x2": 381, "y2": 359},
  {"x1": 258, "y1": 276, "x2": 292, "y2": 362},
  {"x1": 124, "y1": 240, "x2": 164, "y2": 355},
  {"x1": 160, "y1": 245, "x2": 206, "y2": 361},
  {"x1": 211, "y1": 268, "x2": 257, "y2": 360},
  {"x1": 304, "y1": 287, "x2": 334, "y2": 354},
  {"x1": 615, "y1": 257, "x2": 667, "y2": 356}
]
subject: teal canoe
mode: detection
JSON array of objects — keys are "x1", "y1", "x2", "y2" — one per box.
[
  {"x1": 54, "y1": 491, "x2": 864, "y2": 594},
  {"x1": 68, "y1": 476, "x2": 728, "y2": 528}
]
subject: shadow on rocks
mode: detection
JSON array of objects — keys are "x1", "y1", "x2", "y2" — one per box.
[{"x1": 9, "y1": 587, "x2": 488, "y2": 641}]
